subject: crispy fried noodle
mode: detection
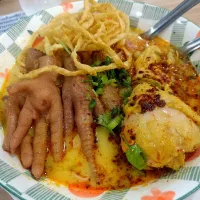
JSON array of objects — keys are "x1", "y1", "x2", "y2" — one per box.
[{"x1": 17, "y1": 0, "x2": 130, "y2": 79}]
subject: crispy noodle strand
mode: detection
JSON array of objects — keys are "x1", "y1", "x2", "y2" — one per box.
[{"x1": 17, "y1": 0, "x2": 131, "y2": 79}]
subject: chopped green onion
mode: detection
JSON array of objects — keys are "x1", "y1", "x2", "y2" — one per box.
[
  {"x1": 89, "y1": 99, "x2": 96, "y2": 110},
  {"x1": 108, "y1": 79, "x2": 117, "y2": 86},
  {"x1": 92, "y1": 89, "x2": 98, "y2": 97},
  {"x1": 60, "y1": 41, "x2": 71, "y2": 55},
  {"x1": 126, "y1": 144, "x2": 147, "y2": 170},
  {"x1": 96, "y1": 87, "x2": 104, "y2": 95},
  {"x1": 98, "y1": 108, "x2": 124, "y2": 133},
  {"x1": 91, "y1": 60, "x2": 102, "y2": 67},
  {"x1": 92, "y1": 82, "x2": 99, "y2": 87},
  {"x1": 123, "y1": 76, "x2": 132, "y2": 87},
  {"x1": 111, "y1": 107, "x2": 122, "y2": 116},
  {"x1": 98, "y1": 112, "x2": 111, "y2": 130},
  {"x1": 121, "y1": 135, "x2": 146, "y2": 170},
  {"x1": 107, "y1": 115, "x2": 122, "y2": 131},
  {"x1": 198, "y1": 90, "x2": 200, "y2": 95},
  {"x1": 86, "y1": 94, "x2": 91, "y2": 101},
  {"x1": 107, "y1": 69, "x2": 116, "y2": 79},
  {"x1": 104, "y1": 56, "x2": 112, "y2": 65},
  {"x1": 121, "y1": 87, "x2": 132, "y2": 105},
  {"x1": 101, "y1": 75, "x2": 109, "y2": 84},
  {"x1": 86, "y1": 75, "x2": 99, "y2": 87},
  {"x1": 123, "y1": 87, "x2": 132, "y2": 98}
]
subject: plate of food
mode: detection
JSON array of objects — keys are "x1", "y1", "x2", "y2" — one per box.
[{"x1": 0, "y1": 0, "x2": 200, "y2": 199}]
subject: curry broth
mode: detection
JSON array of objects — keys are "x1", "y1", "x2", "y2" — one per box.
[{"x1": 45, "y1": 127, "x2": 162, "y2": 189}]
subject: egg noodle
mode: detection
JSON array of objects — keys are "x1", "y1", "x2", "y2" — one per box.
[{"x1": 17, "y1": 0, "x2": 131, "y2": 79}]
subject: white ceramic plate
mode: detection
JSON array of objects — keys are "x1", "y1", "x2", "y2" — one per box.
[{"x1": 0, "y1": 0, "x2": 200, "y2": 199}]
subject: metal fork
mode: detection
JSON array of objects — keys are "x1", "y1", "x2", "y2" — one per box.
[
  {"x1": 141, "y1": 0, "x2": 200, "y2": 40},
  {"x1": 179, "y1": 37, "x2": 200, "y2": 55}
]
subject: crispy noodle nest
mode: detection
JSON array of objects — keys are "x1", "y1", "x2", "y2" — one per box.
[{"x1": 16, "y1": 0, "x2": 131, "y2": 79}]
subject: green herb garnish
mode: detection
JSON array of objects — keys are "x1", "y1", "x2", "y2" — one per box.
[
  {"x1": 118, "y1": 69, "x2": 132, "y2": 87},
  {"x1": 121, "y1": 87, "x2": 132, "y2": 105},
  {"x1": 92, "y1": 89, "x2": 98, "y2": 97},
  {"x1": 60, "y1": 41, "x2": 71, "y2": 55},
  {"x1": 122, "y1": 135, "x2": 147, "y2": 170},
  {"x1": 89, "y1": 58, "x2": 132, "y2": 99},
  {"x1": 86, "y1": 93, "x2": 91, "y2": 101},
  {"x1": 96, "y1": 87, "x2": 104, "y2": 95},
  {"x1": 89, "y1": 99, "x2": 96, "y2": 110},
  {"x1": 104, "y1": 56, "x2": 112, "y2": 65},
  {"x1": 101, "y1": 74, "x2": 109, "y2": 85},
  {"x1": 107, "y1": 115, "x2": 122, "y2": 131},
  {"x1": 111, "y1": 107, "x2": 122, "y2": 116},
  {"x1": 91, "y1": 60, "x2": 102, "y2": 67},
  {"x1": 107, "y1": 69, "x2": 116, "y2": 79},
  {"x1": 126, "y1": 144, "x2": 147, "y2": 170},
  {"x1": 98, "y1": 107, "x2": 124, "y2": 133}
]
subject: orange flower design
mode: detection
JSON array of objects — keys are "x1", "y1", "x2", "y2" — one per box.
[
  {"x1": 62, "y1": 3, "x2": 73, "y2": 12},
  {"x1": 0, "y1": 68, "x2": 9, "y2": 79},
  {"x1": 68, "y1": 183, "x2": 105, "y2": 198},
  {"x1": 141, "y1": 189, "x2": 175, "y2": 200},
  {"x1": 186, "y1": 147, "x2": 200, "y2": 162},
  {"x1": 196, "y1": 31, "x2": 200, "y2": 38}
]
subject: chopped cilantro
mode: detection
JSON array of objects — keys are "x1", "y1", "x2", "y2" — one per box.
[
  {"x1": 89, "y1": 99, "x2": 96, "y2": 110},
  {"x1": 97, "y1": 107, "x2": 124, "y2": 133},
  {"x1": 121, "y1": 87, "x2": 132, "y2": 105},
  {"x1": 96, "y1": 87, "x2": 104, "y2": 95},
  {"x1": 86, "y1": 94, "x2": 91, "y2": 101},
  {"x1": 88, "y1": 57, "x2": 132, "y2": 99},
  {"x1": 104, "y1": 56, "x2": 112, "y2": 65},
  {"x1": 121, "y1": 135, "x2": 147, "y2": 170},
  {"x1": 91, "y1": 60, "x2": 102, "y2": 67}
]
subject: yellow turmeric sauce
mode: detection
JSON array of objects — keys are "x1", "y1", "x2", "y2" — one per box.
[{"x1": 45, "y1": 127, "x2": 163, "y2": 190}]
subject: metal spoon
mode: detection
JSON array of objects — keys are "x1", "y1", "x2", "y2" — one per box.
[
  {"x1": 141, "y1": 0, "x2": 200, "y2": 40},
  {"x1": 179, "y1": 37, "x2": 200, "y2": 55}
]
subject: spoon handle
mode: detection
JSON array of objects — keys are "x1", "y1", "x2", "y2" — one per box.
[
  {"x1": 141, "y1": 0, "x2": 200, "y2": 40},
  {"x1": 179, "y1": 37, "x2": 200, "y2": 55}
]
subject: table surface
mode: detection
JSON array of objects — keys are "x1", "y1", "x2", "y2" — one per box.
[{"x1": 0, "y1": 0, "x2": 200, "y2": 26}]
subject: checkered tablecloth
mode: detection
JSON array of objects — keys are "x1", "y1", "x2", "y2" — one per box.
[{"x1": 0, "y1": 11, "x2": 26, "y2": 34}]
